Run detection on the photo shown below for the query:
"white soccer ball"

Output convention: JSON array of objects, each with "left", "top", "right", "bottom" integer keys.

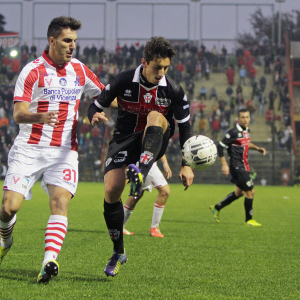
[{"left": 182, "top": 135, "right": 218, "bottom": 170}]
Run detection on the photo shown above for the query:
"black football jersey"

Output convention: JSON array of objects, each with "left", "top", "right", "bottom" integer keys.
[
  {"left": 219, "top": 123, "right": 251, "bottom": 171},
  {"left": 94, "top": 65, "right": 191, "bottom": 145}
]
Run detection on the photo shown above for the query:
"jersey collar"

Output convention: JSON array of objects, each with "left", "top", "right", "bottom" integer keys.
[
  {"left": 133, "top": 64, "right": 167, "bottom": 87},
  {"left": 236, "top": 123, "right": 248, "bottom": 131},
  {"left": 42, "top": 50, "right": 69, "bottom": 69}
]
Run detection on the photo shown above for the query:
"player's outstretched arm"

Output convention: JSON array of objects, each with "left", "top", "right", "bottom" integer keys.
[
  {"left": 249, "top": 143, "right": 266, "bottom": 155},
  {"left": 13, "top": 101, "right": 59, "bottom": 128},
  {"left": 160, "top": 154, "right": 172, "bottom": 179},
  {"left": 179, "top": 165, "right": 194, "bottom": 190}
]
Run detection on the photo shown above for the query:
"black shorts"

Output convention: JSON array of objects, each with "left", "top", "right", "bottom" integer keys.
[
  {"left": 104, "top": 126, "right": 170, "bottom": 174},
  {"left": 229, "top": 167, "right": 254, "bottom": 191}
]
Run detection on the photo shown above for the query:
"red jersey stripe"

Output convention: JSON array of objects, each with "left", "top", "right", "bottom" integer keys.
[
  {"left": 21, "top": 68, "right": 38, "bottom": 102},
  {"left": 50, "top": 102, "right": 69, "bottom": 147},
  {"left": 71, "top": 62, "right": 85, "bottom": 86},
  {"left": 83, "top": 64, "right": 104, "bottom": 88},
  {"left": 27, "top": 101, "right": 49, "bottom": 145},
  {"left": 37, "top": 64, "right": 47, "bottom": 87},
  {"left": 71, "top": 99, "right": 80, "bottom": 151}
]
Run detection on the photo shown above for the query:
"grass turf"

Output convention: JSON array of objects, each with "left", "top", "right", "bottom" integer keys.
[{"left": 0, "top": 182, "right": 299, "bottom": 300}]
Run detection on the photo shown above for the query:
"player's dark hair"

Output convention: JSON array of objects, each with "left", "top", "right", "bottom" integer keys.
[
  {"left": 143, "top": 36, "right": 176, "bottom": 63},
  {"left": 47, "top": 16, "right": 81, "bottom": 39},
  {"left": 238, "top": 108, "right": 249, "bottom": 116}
]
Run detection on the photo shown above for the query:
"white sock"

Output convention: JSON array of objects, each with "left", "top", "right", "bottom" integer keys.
[
  {"left": 151, "top": 202, "right": 165, "bottom": 228},
  {"left": 123, "top": 205, "right": 134, "bottom": 227},
  {"left": 43, "top": 215, "right": 68, "bottom": 265},
  {"left": 0, "top": 214, "right": 16, "bottom": 248}
]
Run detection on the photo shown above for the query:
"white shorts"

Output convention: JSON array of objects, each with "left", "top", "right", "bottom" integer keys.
[
  {"left": 143, "top": 162, "right": 168, "bottom": 193},
  {"left": 4, "top": 144, "right": 78, "bottom": 200}
]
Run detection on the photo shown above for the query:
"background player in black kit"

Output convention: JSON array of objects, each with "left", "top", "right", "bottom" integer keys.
[
  {"left": 88, "top": 37, "right": 194, "bottom": 276},
  {"left": 209, "top": 109, "right": 266, "bottom": 226}
]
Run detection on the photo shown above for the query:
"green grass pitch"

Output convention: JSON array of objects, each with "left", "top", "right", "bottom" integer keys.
[{"left": 0, "top": 181, "right": 299, "bottom": 300}]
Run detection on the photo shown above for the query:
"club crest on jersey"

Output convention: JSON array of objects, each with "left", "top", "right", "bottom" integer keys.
[
  {"left": 59, "top": 78, "right": 67, "bottom": 86},
  {"left": 140, "top": 151, "right": 153, "bottom": 165},
  {"left": 13, "top": 175, "right": 20, "bottom": 184},
  {"left": 244, "top": 132, "right": 250, "bottom": 139},
  {"left": 144, "top": 93, "right": 152, "bottom": 103}
]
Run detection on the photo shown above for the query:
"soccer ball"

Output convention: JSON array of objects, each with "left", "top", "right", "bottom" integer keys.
[{"left": 182, "top": 135, "right": 217, "bottom": 170}]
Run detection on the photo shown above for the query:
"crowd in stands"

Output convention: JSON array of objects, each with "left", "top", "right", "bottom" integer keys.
[{"left": 0, "top": 40, "right": 294, "bottom": 180}]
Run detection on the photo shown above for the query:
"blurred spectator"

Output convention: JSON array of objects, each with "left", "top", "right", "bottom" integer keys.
[
  {"left": 199, "top": 99, "right": 206, "bottom": 118},
  {"left": 259, "top": 75, "right": 267, "bottom": 93},
  {"left": 239, "top": 65, "right": 246, "bottom": 85},
  {"left": 199, "top": 115, "right": 208, "bottom": 135},
  {"left": 199, "top": 86, "right": 207, "bottom": 100},
  {"left": 226, "top": 66, "right": 235, "bottom": 85},
  {"left": 209, "top": 86, "right": 218, "bottom": 100},
  {"left": 225, "top": 86, "right": 233, "bottom": 102}
]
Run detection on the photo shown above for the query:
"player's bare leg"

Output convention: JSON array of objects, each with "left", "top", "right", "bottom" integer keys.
[
  {"left": 0, "top": 191, "right": 23, "bottom": 265},
  {"left": 37, "top": 185, "right": 71, "bottom": 283},
  {"left": 103, "top": 166, "right": 127, "bottom": 277},
  {"left": 150, "top": 184, "right": 170, "bottom": 238}
]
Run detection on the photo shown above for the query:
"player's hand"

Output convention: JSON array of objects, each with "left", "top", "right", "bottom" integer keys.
[
  {"left": 221, "top": 164, "right": 230, "bottom": 177},
  {"left": 258, "top": 147, "right": 266, "bottom": 155},
  {"left": 44, "top": 111, "right": 59, "bottom": 128},
  {"left": 91, "top": 111, "right": 108, "bottom": 126},
  {"left": 163, "top": 163, "right": 172, "bottom": 179},
  {"left": 179, "top": 166, "right": 194, "bottom": 190}
]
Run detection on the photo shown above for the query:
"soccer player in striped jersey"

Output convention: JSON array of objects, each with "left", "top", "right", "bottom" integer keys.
[
  {"left": 123, "top": 155, "right": 172, "bottom": 238},
  {"left": 0, "top": 16, "right": 104, "bottom": 283},
  {"left": 210, "top": 109, "right": 266, "bottom": 226}
]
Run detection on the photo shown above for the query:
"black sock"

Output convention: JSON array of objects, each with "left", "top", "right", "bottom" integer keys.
[
  {"left": 103, "top": 199, "right": 124, "bottom": 253},
  {"left": 215, "top": 192, "right": 240, "bottom": 211},
  {"left": 244, "top": 197, "right": 253, "bottom": 222},
  {"left": 139, "top": 126, "right": 163, "bottom": 178}
]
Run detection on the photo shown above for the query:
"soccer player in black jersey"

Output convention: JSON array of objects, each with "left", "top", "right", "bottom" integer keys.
[
  {"left": 209, "top": 109, "right": 266, "bottom": 226},
  {"left": 87, "top": 37, "right": 194, "bottom": 276}
]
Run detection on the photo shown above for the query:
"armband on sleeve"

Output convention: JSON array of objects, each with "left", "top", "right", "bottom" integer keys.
[{"left": 88, "top": 102, "right": 103, "bottom": 124}]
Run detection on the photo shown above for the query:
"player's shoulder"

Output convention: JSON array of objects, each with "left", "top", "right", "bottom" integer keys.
[
  {"left": 18, "top": 56, "right": 44, "bottom": 77},
  {"left": 165, "top": 74, "right": 182, "bottom": 94}
]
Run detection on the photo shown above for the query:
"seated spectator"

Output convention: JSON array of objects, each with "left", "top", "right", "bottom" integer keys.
[
  {"left": 209, "top": 86, "right": 218, "bottom": 100},
  {"left": 199, "top": 86, "right": 207, "bottom": 100}
]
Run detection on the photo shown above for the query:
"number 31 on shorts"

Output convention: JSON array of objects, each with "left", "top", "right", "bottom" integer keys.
[{"left": 63, "top": 169, "right": 77, "bottom": 183}]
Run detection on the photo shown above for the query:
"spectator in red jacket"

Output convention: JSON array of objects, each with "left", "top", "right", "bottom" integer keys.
[{"left": 226, "top": 66, "right": 235, "bottom": 85}]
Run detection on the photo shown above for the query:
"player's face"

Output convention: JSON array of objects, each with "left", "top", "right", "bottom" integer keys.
[
  {"left": 49, "top": 28, "right": 77, "bottom": 65},
  {"left": 142, "top": 57, "right": 170, "bottom": 85},
  {"left": 238, "top": 111, "right": 250, "bottom": 128}
]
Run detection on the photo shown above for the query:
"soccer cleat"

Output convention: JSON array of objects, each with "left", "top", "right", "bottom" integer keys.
[
  {"left": 0, "top": 243, "right": 12, "bottom": 265},
  {"left": 150, "top": 228, "right": 164, "bottom": 238},
  {"left": 123, "top": 228, "right": 134, "bottom": 235},
  {"left": 126, "top": 164, "right": 143, "bottom": 198},
  {"left": 104, "top": 250, "right": 127, "bottom": 277},
  {"left": 245, "top": 219, "right": 262, "bottom": 226},
  {"left": 37, "top": 260, "right": 59, "bottom": 284},
  {"left": 209, "top": 205, "right": 220, "bottom": 223}
]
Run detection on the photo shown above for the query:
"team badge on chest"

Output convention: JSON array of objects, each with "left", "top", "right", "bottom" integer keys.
[{"left": 144, "top": 93, "right": 152, "bottom": 103}]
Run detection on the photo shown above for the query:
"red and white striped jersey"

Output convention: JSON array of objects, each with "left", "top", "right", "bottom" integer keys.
[{"left": 13, "top": 50, "right": 104, "bottom": 151}]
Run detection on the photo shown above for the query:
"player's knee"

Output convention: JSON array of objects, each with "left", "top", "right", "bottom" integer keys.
[
  {"left": 246, "top": 189, "right": 255, "bottom": 198},
  {"left": 105, "top": 183, "right": 124, "bottom": 202},
  {"left": 158, "top": 185, "right": 170, "bottom": 200},
  {"left": 147, "top": 111, "right": 166, "bottom": 127}
]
